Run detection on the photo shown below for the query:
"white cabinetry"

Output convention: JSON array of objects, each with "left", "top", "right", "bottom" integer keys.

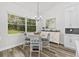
[
  {"left": 64, "top": 34, "right": 79, "bottom": 50},
  {"left": 64, "top": 3, "right": 79, "bottom": 50},
  {"left": 51, "top": 32, "right": 60, "bottom": 44},
  {"left": 65, "top": 4, "right": 79, "bottom": 28},
  {"left": 64, "top": 35, "right": 77, "bottom": 50}
]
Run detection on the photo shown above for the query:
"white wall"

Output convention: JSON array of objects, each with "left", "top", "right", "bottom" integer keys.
[
  {"left": 0, "top": 2, "right": 74, "bottom": 51},
  {"left": 0, "top": 3, "right": 65, "bottom": 51},
  {"left": 42, "top": 2, "right": 79, "bottom": 45},
  {"left": 42, "top": 3, "right": 65, "bottom": 44},
  {"left": 0, "top": 2, "right": 38, "bottom": 51}
]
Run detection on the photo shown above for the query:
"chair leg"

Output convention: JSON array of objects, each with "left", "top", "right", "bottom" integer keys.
[
  {"left": 38, "top": 51, "right": 40, "bottom": 57},
  {"left": 21, "top": 44, "right": 25, "bottom": 50},
  {"left": 76, "top": 50, "right": 79, "bottom": 57},
  {"left": 30, "top": 49, "right": 32, "bottom": 57}
]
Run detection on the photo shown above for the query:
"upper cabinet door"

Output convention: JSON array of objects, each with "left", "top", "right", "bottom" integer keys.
[
  {"left": 70, "top": 6, "right": 78, "bottom": 28},
  {"left": 65, "top": 4, "right": 79, "bottom": 28}
]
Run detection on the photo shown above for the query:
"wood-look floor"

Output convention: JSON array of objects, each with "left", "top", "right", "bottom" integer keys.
[{"left": 0, "top": 43, "right": 76, "bottom": 57}]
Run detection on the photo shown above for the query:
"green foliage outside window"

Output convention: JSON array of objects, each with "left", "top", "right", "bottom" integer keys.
[
  {"left": 27, "top": 18, "right": 36, "bottom": 32},
  {"left": 8, "top": 14, "right": 36, "bottom": 34},
  {"left": 8, "top": 14, "right": 25, "bottom": 34}
]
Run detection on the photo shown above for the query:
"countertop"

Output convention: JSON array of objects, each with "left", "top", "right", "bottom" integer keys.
[{"left": 41, "top": 30, "right": 60, "bottom": 32}]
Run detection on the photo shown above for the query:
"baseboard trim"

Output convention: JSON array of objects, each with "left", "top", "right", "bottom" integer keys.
[{"left": 50, "top": 42, "right": 64, "bottom": 46}]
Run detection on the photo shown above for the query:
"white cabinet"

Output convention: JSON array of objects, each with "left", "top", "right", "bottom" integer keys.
[
  {"left": 51, "top": 32, "right": 60, "bottom": 44},
  {"left": 64, "top": 36, "right": 71, "bottom": 49},
  {"left": 64, "top": 34, "right": 79, "bottom": 50},
  {"left": 65, "top": 4, "right": 79, "bottom": 28},
  {"left": 64, "top": 3, "right": 79, "bottom": 50}
]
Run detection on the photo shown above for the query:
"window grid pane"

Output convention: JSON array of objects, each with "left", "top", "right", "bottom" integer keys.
[
  {"left": 27, "top": 18, "right": 36, "bottom": 32},
  {"left": 8, "top": 14, "right": 25, "bottom": 34}
]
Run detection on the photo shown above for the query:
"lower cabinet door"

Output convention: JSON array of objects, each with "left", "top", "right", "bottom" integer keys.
[
  {"left": 64, "top": 35, "right": 76, "bottom": 50},
  {"left": 71, "top": 36, "right": 79, "bottom": 50},
  {"left": 64, "top": 36, "right": 71, "bottom": 49},
  {"left": 69, "top": 38, "right": 75, "bottom": 49}
]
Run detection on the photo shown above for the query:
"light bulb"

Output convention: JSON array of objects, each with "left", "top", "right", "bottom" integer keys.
[
  {"left": 35, "top": 16, "right": 37, "bottom": 18},
  {"left": 39, "top": 16, "right": 42, "bottom": 18}
]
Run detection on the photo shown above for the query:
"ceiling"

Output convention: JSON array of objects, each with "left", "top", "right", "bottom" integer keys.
[
  {"left": 39, "top": 2, "right": 59, "bottom": 15},
  {"left": 1, "top": 2, "right": 62, "bottom": 16},
  {"left": 14, "top": 2, "right": 61, "bottom": 15}
]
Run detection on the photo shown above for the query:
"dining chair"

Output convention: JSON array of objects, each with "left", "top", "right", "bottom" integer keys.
[
  {"left": 29, "top": 35, "right": 41, "bottom": 57},
  {"left": 41, "top": 32, "right": 50, "bottom": 49},
  {"left": 23, "top": 33, "right": 30, "bottom": 49}
]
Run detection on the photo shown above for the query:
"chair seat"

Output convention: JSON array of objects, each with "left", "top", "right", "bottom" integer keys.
[
  {"left": 41, "top": 38, "right": 48, "bottom": 41},
  {"left": 24, "top": 37, "right": 30, "bottom": 46},
  {"left": 25, "top": 37, "right": 30, "bottom": 41}
]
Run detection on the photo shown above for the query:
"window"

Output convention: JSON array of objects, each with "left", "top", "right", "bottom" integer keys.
[
  {"left": 27, "top": 18, "right": 36, "bottom": 32},
  {"left": 8, "top": 14, "right": 25, "bottom": 34}
]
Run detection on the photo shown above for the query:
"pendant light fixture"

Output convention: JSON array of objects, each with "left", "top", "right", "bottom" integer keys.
[
  {"left": 35, "top": 2, "right": 39, "bottom": 21},
  {"left": 37, "top": 2, "right": 39, "bottom": 18},
  {"left": 35, "top": 2, "right": 41, "bottom": 21}
]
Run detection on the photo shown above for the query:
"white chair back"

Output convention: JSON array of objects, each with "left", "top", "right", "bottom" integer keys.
[
  {"left": 47, "top": 33, "right": 50, "bottom": 41},
  {"left": 40, "top": 32, "right": 49, "bottom": 38},
  {"left": 41, "top": 32, "right": 50, "bottom": 48},
  {"left": 30, "top": 35, "right": 41, "bottom": 44}
]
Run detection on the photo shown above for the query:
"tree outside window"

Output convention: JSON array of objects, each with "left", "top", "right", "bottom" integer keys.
[{"left": 8, "top": 14, "right": 25, "bottom": 34}]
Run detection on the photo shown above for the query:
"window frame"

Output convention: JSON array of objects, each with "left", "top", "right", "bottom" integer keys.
[
  {"left": 26, "top": 18, "right": 36, "bottom": 32},
  {"left": 8, "top": 14, "right": 25, "bottom": 35}
]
